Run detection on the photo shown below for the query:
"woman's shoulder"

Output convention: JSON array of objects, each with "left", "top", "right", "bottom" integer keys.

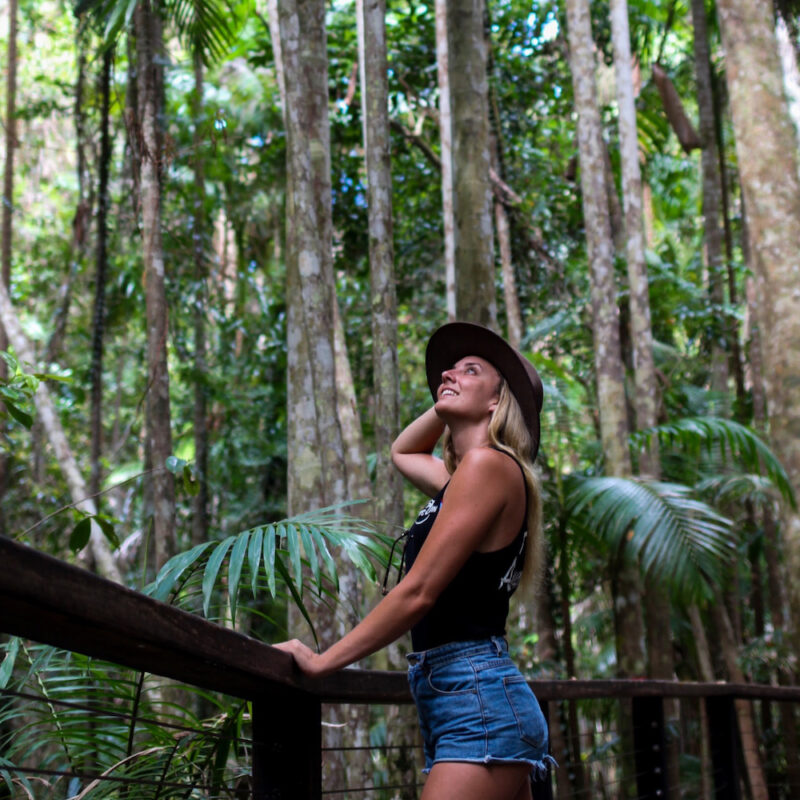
[{"left": 454, "top": 446, "right": 521, "bottom": 479}]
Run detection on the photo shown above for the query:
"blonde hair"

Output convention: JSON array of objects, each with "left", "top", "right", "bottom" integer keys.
[{"left": 442, "top": 378, "right": 544, "bottom": 596}]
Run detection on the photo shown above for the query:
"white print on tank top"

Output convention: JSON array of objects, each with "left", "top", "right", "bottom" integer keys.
[
  {"left": 414, "top": 497, "right": 440, "bottom": 525},
  {"left": 498, "top": 530, "right": 527, "bottom": 593}
]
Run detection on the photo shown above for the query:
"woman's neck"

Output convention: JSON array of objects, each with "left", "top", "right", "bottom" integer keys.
[{"left": 449, "top": 425, "right": 492, "bottom": 465}]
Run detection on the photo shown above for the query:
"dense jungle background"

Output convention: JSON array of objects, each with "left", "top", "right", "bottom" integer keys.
[{"left": 2, "top": 0, "right": 800, "bottom": 796}]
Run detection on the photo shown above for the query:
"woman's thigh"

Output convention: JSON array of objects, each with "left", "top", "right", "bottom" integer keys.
[{"left": 420, "top": 761, "right": 531, "bottom": 800}]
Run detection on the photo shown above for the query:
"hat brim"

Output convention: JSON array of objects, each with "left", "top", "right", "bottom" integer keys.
[{"left": 425, "top": 322, "right": 543, "bottom": 459}]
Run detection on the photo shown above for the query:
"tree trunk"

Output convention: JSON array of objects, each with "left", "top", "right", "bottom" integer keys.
[
  {"left": 435, "top": 0, "right": 456, "bottom": 321},
  {"left": 190, "top": 52, "right": 210, "bottom": 548},
  {"left": 135, "top": 0, "right": 175, "bottom": 571},
  {"left": 277, "top": 0, "right": 372, "bottom": 790},
  {"left": 0, "top": 0, "right": 18, "bottom": 527},
  {"left": 356, "top": 0, "right": 403, "bottom": 531},
  {"left": 0, "top": 284, "right": 122, "bottom": 583},
  {"left": 690, "top": 0, "right": 730, "bottom": 399},
  {"left": 747, "top": 278, "right": 800, "bottom": 790},
  {"left": 716, "top": 0, "right": 800, "bottom": 656},
  {"left": 89, "top": 46, "right": 113, "bottom": 505},
  {"left": 565, "top": 2, "right": 644, "bottom": 794},
  {"left": 710, "top": 598, "right": 769, "bottom": 800},
  {"left": 447, "top": 0, "right": 496, "bottom": 326}
]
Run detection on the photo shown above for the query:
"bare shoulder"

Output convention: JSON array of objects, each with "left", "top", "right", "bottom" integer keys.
[{"left": 451, "top": 447, "right": 520, "bottom": 487}]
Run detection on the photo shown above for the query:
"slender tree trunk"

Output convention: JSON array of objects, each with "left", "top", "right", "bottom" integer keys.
[
  {"left": 610, "top": 4, "right": 680, "bottom": 794},
  {"left": 688, "top": 605, "right": 714, "bottom": 800},
  {"left": 0, "top": 0, "right": 19, "bottom": 527},
  {"left": 89, "top": 46, "right": 113, "bottom": 505},
  {"left": 710, "top": 598, "right": 769, "bottom": 800},
  {"left": 564, "top": 3, "right": 644, "bottom": 795},
  {"left": 716, "top": 0, "right": 800, "bottom": 657},
  {"left": 135, "top": 0, "right": 175, "bottom": 571},
  {"left": 356, "top": 0, "right": 403, "bottom": 531},
  {"left": 277, "top": 0, "right": 371, "bottom": 790},
  {"left": 0, "top": 284, "right": 122, "bottom": 582},
  {"left": 690, "top": 0, "right": 730, "bottom": 399},
  {"left": 447, "top": 0, "right": 496, "bottom": 326},
  {"left": 191, "top": 52, "right": 210, "bottom": 548},
  {"left": 435, "top": 0, "right": 456, "bottom": 320}
]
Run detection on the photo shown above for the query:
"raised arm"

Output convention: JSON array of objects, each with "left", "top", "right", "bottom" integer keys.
[
  {"left": 390, "top": 406, "right": 451, "bottom": 496},
  {"left": 274, "top": 448, "right": 513, "bottom": 676}
]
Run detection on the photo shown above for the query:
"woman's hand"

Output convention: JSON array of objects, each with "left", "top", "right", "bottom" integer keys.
[{"left": 272, "top": 639, "right": 334, "bottom": 678}]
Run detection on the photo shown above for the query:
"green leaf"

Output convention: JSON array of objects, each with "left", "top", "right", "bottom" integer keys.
[
  {"left": 300, "top": 525, "right": 320, "bottom": 589},
  {"left": 165, "top": 455, "right": 187, "bottom": 475},
  {"left": 183, "top": 464, "right": 199, "bottom": 496},
  {"left": 150, "top": 542, "right": 212, "bottom": 602},
  {"left": 0, "top": 638, "right": 20, "bottom": 689},
  {"left": 227, "top": 533, "right": 250, "bottom": 622},
  {"left": 285, "top": 523, "right": 303, "bottom": 593},
  {"left": 248, "top": 527, "right": 264, "bottom": 598},
  {"left": 273, "top": 554, "right": 318, "bottom": 649},
  {"left": 69, "top": 518, "right": 92, "bottom": 553},
  {"left": 202, "top": 538, "right": 235, "bottom": 617},
  {"left": 94, "top": 516, "right": 120, "bottom": 549},
  {"left": 309, "top": 526, "right": 338, "bottom": 591},
  {"left": 262, "top": 525, "right": 277, "bottom": 597},
  {"left": 4, "top": 401, "right": 33, "bottom": 429}
]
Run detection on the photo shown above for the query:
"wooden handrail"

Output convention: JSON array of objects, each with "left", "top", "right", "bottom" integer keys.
[{"left": 2, "top": 535, "right": 799, "bottom": 705}]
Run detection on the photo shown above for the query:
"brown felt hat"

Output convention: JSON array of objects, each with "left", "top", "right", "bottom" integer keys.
[{"left": 426, "top": 322, "right": 544, "bottom": 459}]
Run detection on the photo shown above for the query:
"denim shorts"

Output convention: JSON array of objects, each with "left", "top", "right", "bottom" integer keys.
[{"left": 407, "top": 637, "right": 554, "bottom": 776}]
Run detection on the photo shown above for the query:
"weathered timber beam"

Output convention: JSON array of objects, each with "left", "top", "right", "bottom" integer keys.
[{"left": 3, "top": 537, "right": 800, "bottom": 705}]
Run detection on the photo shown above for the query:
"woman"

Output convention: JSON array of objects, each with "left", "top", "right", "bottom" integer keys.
[{"left": 275, "top": 322, "right": 553, "bottom": 800}]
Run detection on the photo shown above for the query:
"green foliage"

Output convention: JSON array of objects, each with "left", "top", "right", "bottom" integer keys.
[
  {"left": 566, "top": 475, "right": 734, "bottom": 601},
  {"left": 150, "top": 503, "right": 394, "bottom": 645},
  {"left": 0, "top": 352, "right": 38, "bottom": 434}
]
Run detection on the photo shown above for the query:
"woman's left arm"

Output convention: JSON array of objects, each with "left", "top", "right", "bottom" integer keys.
[{"left": 273, "top": 448, "right": 511, "bottom": 677}]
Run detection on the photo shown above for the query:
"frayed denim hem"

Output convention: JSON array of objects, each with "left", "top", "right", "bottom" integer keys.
[{"left": 422, "top": 753, "right": 558, "bottom": 777}]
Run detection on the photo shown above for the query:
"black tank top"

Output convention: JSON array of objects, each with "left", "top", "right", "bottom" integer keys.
[{"left": 403, "top": 451, "right": 528, "bottom": 652}]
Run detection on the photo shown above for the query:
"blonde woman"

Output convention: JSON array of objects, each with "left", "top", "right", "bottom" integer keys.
[{"left": 276, "top": 322, "right": 553, "bottom": 800}]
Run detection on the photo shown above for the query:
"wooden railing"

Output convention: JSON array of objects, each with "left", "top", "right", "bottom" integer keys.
[{"left": 2, "top": 534, "right": 799, "bottom": 799}]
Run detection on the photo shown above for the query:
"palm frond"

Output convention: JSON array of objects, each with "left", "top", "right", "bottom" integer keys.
[
  {"left": 149, "top": 503, "right": 394, "bottom": 642},
  {"left": 632, "top": 416, "right": 796, "bottom": 508},
  {"left": 566, "top": 476, "right": 735, "bottom": 601}
]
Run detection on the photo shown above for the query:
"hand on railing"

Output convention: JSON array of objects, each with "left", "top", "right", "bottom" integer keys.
[{"left": 273, "top": 638, "right": 336, "bottom": 678}]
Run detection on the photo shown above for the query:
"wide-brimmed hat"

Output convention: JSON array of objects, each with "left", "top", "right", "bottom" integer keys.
[{"left": 426, "top": 322, "right": 543, "bottom": 459}]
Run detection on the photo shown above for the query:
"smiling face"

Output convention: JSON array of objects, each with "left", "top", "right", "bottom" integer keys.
[{"left": 434, "top": 355, "right": 502, "bottom": 427}]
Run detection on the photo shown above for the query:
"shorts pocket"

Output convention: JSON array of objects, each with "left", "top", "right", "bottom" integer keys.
[
  {"left": 503, "top": 676, "right": 547, "bottom": 749},
  {"left": 426, "top": 660, "right": 477, "bottom": 695}
]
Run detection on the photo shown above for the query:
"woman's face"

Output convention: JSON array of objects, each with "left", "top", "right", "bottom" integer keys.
[{"left": 435, "top": 355, "right": 501, "bottom": 424}]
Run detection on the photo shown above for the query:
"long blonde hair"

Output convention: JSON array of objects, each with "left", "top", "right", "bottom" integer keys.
[{"left": 442, "top": 378, "right": 544, "bottom": 596}]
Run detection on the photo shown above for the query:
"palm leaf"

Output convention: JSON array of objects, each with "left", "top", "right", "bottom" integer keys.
[
  {"left": 632, "top": 417, "right": 796, "bottom": 508},
  {"left": 566, "top": 476, "right": 735, "bottom": 601}
]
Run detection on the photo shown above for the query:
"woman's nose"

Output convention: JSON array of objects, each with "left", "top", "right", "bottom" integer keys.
[{"left": 441, "top": 368, "right": 455, "bottom": 383}]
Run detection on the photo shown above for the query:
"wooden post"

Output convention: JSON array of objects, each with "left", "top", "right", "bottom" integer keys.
[
  {"left": 632, "top": 695, "right": 668, "bottom": 799},
  {"left": 252, "top": 688, "right": 322, "bottom": 799},
  {"left": 705, "top": 695, "right": 742, "bottom": 800}
]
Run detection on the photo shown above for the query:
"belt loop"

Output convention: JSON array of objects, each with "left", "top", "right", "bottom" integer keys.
[{"left": 492, "top": 636, "right": 503, "bottom": 656}]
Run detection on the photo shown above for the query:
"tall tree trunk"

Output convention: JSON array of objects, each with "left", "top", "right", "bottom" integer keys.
[
  {"left": 135, "top": 0, "right": 175, "bottom": 571},
  {"left": 447, "top": 0, "right": 496, "bottom": 326},
  {"left": 715, "top": 0, "right": 800, "bottom": 657},
  {"left": 564, "top": 2, "right": 645, "bottom": 795},
  {"left": 191, "top": 52, "right": 210, "bottom": 548},
  {"left": 610, "top": 3, "right": 680, "bottom": 795},
  {"left": 747, "top": 278, "right": 800, "bottom": 790},
  {"left": 0, "top": 0, "right": 18, "bottom": 528},
  {"left": 710, "top": 598, "right": 769, "bottom": 800},
  {"left": 277, "top": 0, "right": 371, "bottom": 790},
  {"left": 356, "top": 0, "right": 403, "bottom": 531},
  {"left": 435, "top": 0, "right": 456, "bottom": 320},
  {"left": 690, "top": 0, "right": 730, "bottom": 399},
  {"left": 0, "top": 284, "right": 122, "bottom": 582},
  {"left": 89, "top": 46, "right": 113, "bottom": 505}
]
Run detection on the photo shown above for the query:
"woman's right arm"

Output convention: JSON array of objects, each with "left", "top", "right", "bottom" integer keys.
[{"left": 390, "top": 406, "right": 450, "bottom": 496}]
